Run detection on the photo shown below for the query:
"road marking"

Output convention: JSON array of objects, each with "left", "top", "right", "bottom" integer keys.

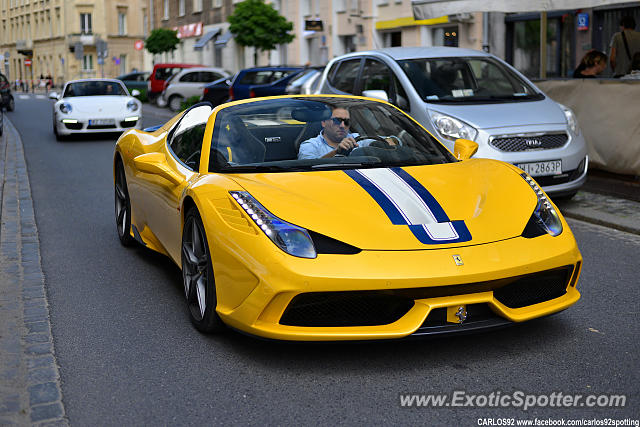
[
  {"left": 18, "top": 94, "right": 30, "bottom": 99},
  {"left": 35, "top": 95, "right": 46, "bottom": 99}
]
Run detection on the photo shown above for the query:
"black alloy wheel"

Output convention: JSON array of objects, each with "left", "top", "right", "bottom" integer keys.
[
  {"left": 181, "top": 207, "right": 224, "bottom": 333},
  {"left": 114, "top": 161, "right": 135, "bottom": 246}
]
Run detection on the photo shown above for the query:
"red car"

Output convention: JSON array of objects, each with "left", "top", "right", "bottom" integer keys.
[{"left": 147, "top": 63, "right": 203, "bottom": 103}]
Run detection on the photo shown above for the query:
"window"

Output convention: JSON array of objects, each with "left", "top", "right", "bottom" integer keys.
[
  {"left": 119, "top": 54, "right": 127, "bottom": 75},
  {"left": 118, "top": 12, "right": 126, "bottom": 35},
  {"left": 169, "top": 104, "right": 213, "bottom": 170},
  {"left": 212, "top": 0, "right": 222, "bottom": 7},
  {"left": 328, "top": 59, "right": 361, "bottom": 93},
  {"left": 179, "top": 0, "right": 185, "bottom": 16},
  {"left": 163, "top": 0, "right": 169, "bottom": 20},
  {"left": 193, "top": 0, "right": 202, "bottom": 12},
  {"left": 80, "top": 13, "right": 92, "bottom": 34},
  {"left": 180, "top": 71, "right": 197, "bottom": 82},
  {"left": 82, "top": 54, "right": 93, "bottom": 71},
  {"left": 199, "top": 71, "right": 222, "bottom": 82}
]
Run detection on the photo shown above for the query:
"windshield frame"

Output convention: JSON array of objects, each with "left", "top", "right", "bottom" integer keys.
[
  {"left": 206, "top": 96, "right": 457, "bottom": 174},
  {"left": 63, "top": 80, "right": 128, "bottom": 97},
  {"left": 398, "top": 56, "right": 545, "bottom": 105}
]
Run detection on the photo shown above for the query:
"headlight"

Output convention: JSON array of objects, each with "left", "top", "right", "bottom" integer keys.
[
  {"left": 559, "top": 103, "right": 579, "bottom": 135},
  {"left": 230, "top": 191, "right": 317, "bottom": 258},
  {"left": 59, "top": 102, "right": 72, "bottom": 113},
  {"left": 429, "top": 111, "right": 478, "bottom": 141},
  {"left": 127, "top": 100, "right": 139, "bottom": 112},
  {"left": 520, "top": 173, "right": 563, "bottom": 237}
]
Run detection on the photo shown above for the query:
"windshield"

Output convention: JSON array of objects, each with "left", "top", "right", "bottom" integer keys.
[
  {"left": 398, "top": 57, "right": 544, "bottom": 104},
  {"left": 209, "top": 97, "right": 455, "bottom": 173},
  {"left": 64, "top": 81, "right": 126, "bottom": 97}
]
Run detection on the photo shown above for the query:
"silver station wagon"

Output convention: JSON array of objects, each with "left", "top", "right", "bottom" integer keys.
[{"left": 316, "top": 47, "right": 588, "bottom": 198}]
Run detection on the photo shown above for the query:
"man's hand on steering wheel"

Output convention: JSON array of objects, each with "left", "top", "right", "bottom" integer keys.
[{"left": 335, "top": 136, "right": 358, "bottom": 156}]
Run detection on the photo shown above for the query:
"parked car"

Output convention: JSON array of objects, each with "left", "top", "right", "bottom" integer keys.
[
  {"left": 285, "top": 66, "right": 324, "bottom": 95},
  {"left": 49, "top": 78, "right": 142, "bottom": 140},
  {"left": 0, "top": 72, "right": 15, "bottom": 111},
  {"left": 116, "top": 71, "right": 150, "bottom": 94},
  {"left": 228, "top": 66, "right": 304, "bottom": 100},
  {"left": 113, "top": 95, "right": 582, "bottom": 339},
  {"left": 159, "top": 67, "right": 231, "bottom": 111},
  {"left": 200, "top": 75, "right": 234, "bottom": 107},
  {"left": 148, "top": 63, "right": 203, "bottom": 104},
  {"left": 316, "top": 47, "right": 588, "bottom": 198}
]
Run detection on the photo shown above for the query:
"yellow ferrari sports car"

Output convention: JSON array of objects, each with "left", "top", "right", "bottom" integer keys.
[{"left": 113, "top": 95, "right": 581, "bottom": 341}]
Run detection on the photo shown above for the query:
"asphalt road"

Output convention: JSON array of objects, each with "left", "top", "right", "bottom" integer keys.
[{"left": 6, "top": 95, "right": 640, "bottom": 425}]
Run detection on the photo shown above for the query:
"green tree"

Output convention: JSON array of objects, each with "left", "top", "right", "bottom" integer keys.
[
  {"left": 228, "top": 0, "right": 295, "bottom": 65},
  {"left": 145, "top": 28, "right": 180, "bottom": 61}
]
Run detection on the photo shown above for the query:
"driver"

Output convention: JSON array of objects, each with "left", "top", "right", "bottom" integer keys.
[{"left": 298, "top": 106, "right": 366, "bottom": 159}]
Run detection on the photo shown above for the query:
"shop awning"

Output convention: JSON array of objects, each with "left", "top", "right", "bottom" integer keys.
[
  {"left": 194, "top": 28, "right": 221, "bottom": 50},
  {"left": 194, "top": 28, "right": 221, "bottom": 49},
  {"left": 214, "top": 30, "right": 233, "bottom": 47},
  {"left": 412, "top": 0, "right": 634, "bottom": 19}
]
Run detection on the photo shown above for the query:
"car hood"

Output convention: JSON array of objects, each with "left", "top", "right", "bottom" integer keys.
[
  {"left": 225, "top": 159, "right": 538, "bottom": 250},
  {"left": 428, "top": 97, "right": 566, "bottom": 130},
  {"left": 62, "top": 96, "right": 136, "bottom": 114}
]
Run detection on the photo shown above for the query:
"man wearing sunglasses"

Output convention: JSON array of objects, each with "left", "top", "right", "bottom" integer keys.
[{"left": 298, "top": 107, "right": 366, "bottom": 159}]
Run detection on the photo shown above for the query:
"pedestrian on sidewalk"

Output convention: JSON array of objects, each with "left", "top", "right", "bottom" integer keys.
[
  {"left": 573, "top": 50, "right": 607, "bottom": 78},
  {"left": 609, "top": 16, "right": 640, "bottom": 77}
]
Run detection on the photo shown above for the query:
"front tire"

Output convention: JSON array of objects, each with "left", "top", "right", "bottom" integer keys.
[
  {"left": 182, "top": 207, "right": 224, "bottom": 333},
  {"left": 115, "top": 161, "right": 135, "bottom": 246},
  {"left": 7, "top": 97, "right": 15, "bottom": 112}
]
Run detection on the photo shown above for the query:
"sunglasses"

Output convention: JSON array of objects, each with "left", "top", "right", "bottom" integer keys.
[{"left": 330, "top": 117, "right": 350, "bottom": 127}]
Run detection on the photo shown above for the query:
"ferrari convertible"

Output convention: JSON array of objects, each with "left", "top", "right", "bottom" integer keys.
[{"left": 113, "top": 95, "right": 582, "bottom": 341}]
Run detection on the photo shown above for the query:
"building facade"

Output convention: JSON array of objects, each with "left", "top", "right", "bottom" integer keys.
[{"left": 1, "top": 0, "right": 148, "bottom": 88}]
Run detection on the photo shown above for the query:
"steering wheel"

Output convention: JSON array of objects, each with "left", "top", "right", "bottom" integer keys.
[{"left": 354, "top": 134, "right": 397, "bottom": 151}]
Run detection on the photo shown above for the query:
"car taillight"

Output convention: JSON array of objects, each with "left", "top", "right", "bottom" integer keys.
[
  {"left": 203, "top": 88, "right": 209, "bottom": 95},
  {"left": 229, "top": 87, "right": 234, "bottom": 100},
  {"left": 249, "top": 89, "right": 256, "bottom": 98}
]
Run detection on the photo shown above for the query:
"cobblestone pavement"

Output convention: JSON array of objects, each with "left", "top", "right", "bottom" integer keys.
[{"left": 0, "top": 118, "right": 68, "bottom": 426}]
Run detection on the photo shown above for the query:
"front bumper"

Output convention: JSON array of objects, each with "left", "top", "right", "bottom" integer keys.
[
  {"left": 212, "top": 225, "right": 582, "bottom": 341},
  {"left": 54, "top": 115, "right": 142, "bottom": 135}
]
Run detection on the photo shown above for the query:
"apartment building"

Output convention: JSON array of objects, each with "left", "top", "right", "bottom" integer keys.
[
  {"left": 151, "top": 0, "right": 485, "bottom": 72},
  {"left": 0, "top": 0, "right": 148, "bottom": 87}
]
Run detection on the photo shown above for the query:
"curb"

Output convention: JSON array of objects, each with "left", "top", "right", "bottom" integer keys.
[{"left": 0, "top": 117, "right": 69, "bottom": 426}]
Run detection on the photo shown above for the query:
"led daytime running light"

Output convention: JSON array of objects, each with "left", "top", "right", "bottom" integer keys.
[
  {"left": 230, "top": 191, "right": 316, "bottom": 258},
  {"left": 520, "top": 173, "right": 562, "bottom": 236}
]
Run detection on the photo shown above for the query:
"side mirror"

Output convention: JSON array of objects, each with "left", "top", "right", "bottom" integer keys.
[
  {"left": 131, "top": 89, "right": 141, "bottom": 97},
  {"left": 362, "top": 89, "right": 389, "bottom": 102},
  {"left": 453, "top": 138, "right": 479, "bottom": 160},
  {"left": 48, "top": 92, "right": 59, "bottom": 100},
  {"left": 133, "top": 153, "right": 183, "bottom": 185}
]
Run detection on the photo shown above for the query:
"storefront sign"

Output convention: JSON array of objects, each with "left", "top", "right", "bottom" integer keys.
[
  {"left": 305, "top": 20, "right": 323, "bottom": 32},
  {"left": 174, "top": 22, "right": 203, "bottom": 39},
  {"left": 577, "top": 13, "right": 589, "bottom": 31}
]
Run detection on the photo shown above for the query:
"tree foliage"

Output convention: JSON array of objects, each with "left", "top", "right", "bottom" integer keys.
[
  {"left": 145, "top": 28, "right": 180, "bottom": 55},
  {"left": 228, "top": 0, "right": 295, "bottom": 53}
]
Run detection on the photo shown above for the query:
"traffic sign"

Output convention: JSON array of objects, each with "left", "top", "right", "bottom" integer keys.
[
  {"left": 134, "top": 40, "right": 144, "bottom": 51},
  {"left": 24, "top": 58, "right": 32, "bottom": 66}
]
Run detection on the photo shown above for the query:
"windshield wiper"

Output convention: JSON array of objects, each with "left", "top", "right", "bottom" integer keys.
[
  {"left": 311, "top": 160, "right": 382, "bottom": 169},
  {"left": 221, "top": 165, "right": 298, "bottom": 173}
]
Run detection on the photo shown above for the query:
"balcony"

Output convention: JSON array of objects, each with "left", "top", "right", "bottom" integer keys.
[
  {"left": 16, "top": 39, "right": 33, "bottom": 56},
  {"left": 67, "top": 33, "right": 96, "bottom": 47}
]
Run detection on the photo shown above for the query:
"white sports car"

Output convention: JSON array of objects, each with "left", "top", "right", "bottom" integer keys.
[{"left": 49, "top": 78, "right": 142, "bottom": 140}]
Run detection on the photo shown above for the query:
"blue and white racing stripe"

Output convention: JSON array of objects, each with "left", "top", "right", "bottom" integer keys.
[{"left": 344, "top": 167, "right": 471, "bottom": 244}]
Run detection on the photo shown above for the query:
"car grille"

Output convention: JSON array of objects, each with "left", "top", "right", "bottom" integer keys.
[
  {"left": 490, "top": 134, "right": 568, "bottom": 152},
  {"left": 493, "top": 267, "right": 572, "bottom": 308},
  {"left": 279, "top": 267, "right": 574, "bottom": 327},
  {"left": 120, "top": 120, "right": 137, "bottom": 128},
  {"left": 279, "top": 292, "right": 414, "bottom": 327},
  {"left": 87, "top": 123, "right": 117, "bottom": 130}
]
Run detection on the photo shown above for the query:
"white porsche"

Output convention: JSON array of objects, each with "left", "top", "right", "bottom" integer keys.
[{"left": 49, "top": 78, "right": 142, "bottom": 140}]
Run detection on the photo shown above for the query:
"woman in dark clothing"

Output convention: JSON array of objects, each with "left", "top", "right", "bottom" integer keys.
[{"left": 573, "top": 50, "right": 607, "bottom": 78}]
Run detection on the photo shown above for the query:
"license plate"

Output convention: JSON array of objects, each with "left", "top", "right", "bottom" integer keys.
[
  {"left": 515, "top": 160, "right": 562, "bottom": 176},
  {"left": 89, "top": 119, "right": 115, "bottom": 125}
]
